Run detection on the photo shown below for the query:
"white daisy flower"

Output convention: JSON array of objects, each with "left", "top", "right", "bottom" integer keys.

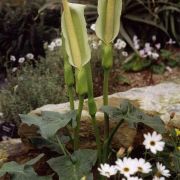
[
  {"left": 122, "top": 176, "right": 143, "bottom": 180},
  {"left": 90, "top": 23, "right": 96, "bottom": 31},
  {"left": 98, "top": 163, "right": 117, "bottom": 178},
  {"left": 156, "top": 162, "right": 170, "bottom": 178},
  {"left": 153, "top": 176, "right": 165, "bottom": 180},
  {"left": 116, "top": 157, "right": 137, "bottom": 177},
  {"left": 143, "top": 131, "right": 165, "bottom": 154},
  {"left": 26, "top": 53, "right": 34, "bottom": 59},
  {"left": 10, "top": 55, "right": 16, "bottom": 62},
  {"left": 18, "top": 57, "right": 25, "bottom": 64},
  {"left": 134, "top": 158, "right": 152, "bottom": 174}
]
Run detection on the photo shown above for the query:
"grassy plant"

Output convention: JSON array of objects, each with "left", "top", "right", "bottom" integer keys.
[{"left": 0, "top": 50, "right": 67, "bottom": 125}]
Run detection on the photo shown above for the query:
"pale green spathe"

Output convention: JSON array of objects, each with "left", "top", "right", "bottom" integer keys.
[
  {"left": 95, "top": 0, "right": 122, "bottom": 44},
  {"left": 61, "top": 3, "right": 91, "bottom": 69}
]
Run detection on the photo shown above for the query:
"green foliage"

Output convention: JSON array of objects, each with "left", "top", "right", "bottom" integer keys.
[
  {"left": 121, "top": 0, "right": 180, "bottom": 49},
  {"left": 122, "top": 54, "right": 151, "bottom": 72},
  {"left": 101, "top": 100, "right": 165, "bottom": 134},
  {"left": 20, "top": 110, "right": 76, "bottom": 139},
  {"left": 0, "top": 154, "right": 52, "bottom": 180},
  {"left": 48, "top": 149, "right": 97, "bottom": 180},
  {"left": 0, "top": 0, "right": 60, "bottom": 70},
  {"left": 122, "top": 49, "right": 180, "bottom": 73},
  {"left": 0, "top": 52, "right": 67, "bottom": 125}
]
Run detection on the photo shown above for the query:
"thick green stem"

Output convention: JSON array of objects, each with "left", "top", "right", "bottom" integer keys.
[
  {"left": 91, "top": 115, "right": 102, "bottom": 162},
  {"left": 68, "top": 86, "right": 74, "bottom": 110},
  {"left": 103, "top": 69, "right": 110, "bottom": 139},
  {"left": 74, "top": 95, "right": 84, "bottom": 150},
  {"left": 102, "top": 43, "right": 113, "bottom": 162},
  {"left": 85, "top": 62, "right": 102, "bottom": 162}
]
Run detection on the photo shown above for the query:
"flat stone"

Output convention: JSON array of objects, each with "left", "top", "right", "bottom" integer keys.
[{"left": 28, "top": 82, "right": 180, "bottom": 148}]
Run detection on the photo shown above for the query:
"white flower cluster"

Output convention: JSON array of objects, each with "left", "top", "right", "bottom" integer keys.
[
  {"left": 10, "top": 53, "right": 34, "bottom": 72},
  {"left": 133, "top": 35, "right": 176, "bottom": 60},
  {"left": 48, "top": 38, "right": 62, "bottom": 51},
  {"left": 98, "top": 131, "right": 170, "bottom": 179},
  {"left": 114, "top": 38, "right": 128, "bottom": 57}
]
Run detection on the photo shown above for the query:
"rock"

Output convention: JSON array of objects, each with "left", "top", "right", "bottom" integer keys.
[{"left": 26, "top": 82, "right": 180, "bottom": 149}]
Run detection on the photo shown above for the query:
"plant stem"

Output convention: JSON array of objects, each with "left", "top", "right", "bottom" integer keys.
[
  {"left": 74, "top": 95, "right": 84, "bottom": 150},
  {"left": 56, "top": 135, "right": 67, "bottom": 156},
  {"left": 103, "top": 69, "right": 110, "bottom": 139},
  {"left": 68, "top": 86, "right": 74, "bottom": 110},
  {"left": 91, "top": 115, "right": 102, "bottom": 162},
  {"left": 85, "top": 62, "right": 102, "bottom": 162},
  {"left": 102, "top": 43, "right": 113, "bottom": 162}
]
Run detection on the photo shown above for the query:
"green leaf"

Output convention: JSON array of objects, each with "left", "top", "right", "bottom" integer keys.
[
  {"left": 19, "top": 111, "right": 76, "bottom": 139},
  {"left": 30, "top": 137, "right": 62, "bottom": 154},
  {"left": 151, "top": 63, "right": 165, "bottom": 74},
  {"left": 48, "top": 149, "right": 97, "bottom": 180},
  {"left": 124, "top": 14, "right": 169, "bottom": 35},
  {"left": 123, "top": 54, "right": 151, "bottom": 72},
  {"left": 172, "top": 151, "right": 180, "bottom": 173},
  {"left": 101, "top": 100, "right": 165, "bottom": 134},
  {"left": 62, "top": 2, "right": 91, "bottom": 69},
  {"left": 118, "top": 75, "right": 131, "bottom": 85},
  {"left": 0, "top": 155, "right": 52, "bottom": 180},
  {"left": 95, "top": 0, "right": 122, "bottom": 43}
]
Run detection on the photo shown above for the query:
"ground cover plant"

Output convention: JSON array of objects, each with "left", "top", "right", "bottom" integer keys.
[{"left": 0, "top": 0, "right": 180, "bottom": 180}]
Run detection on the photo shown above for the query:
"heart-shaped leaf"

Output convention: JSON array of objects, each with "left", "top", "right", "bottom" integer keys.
[
  {"left": 101, "top": 100, "right": 165, "bottom": 133},
  {"left": 0, "top": 154, "right": 52, "bottom": 180},
  {"left": 19, "top": 110, "right": 76, "bottom": 139},
  {"left": 48, "top": 149, "right": 97, "bottom": 180}
]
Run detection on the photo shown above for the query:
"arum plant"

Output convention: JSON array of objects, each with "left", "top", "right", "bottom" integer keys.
[
  {"left": 62, "top": 37, "right": 75, "bottom": 110},
  {"left": 61, "top": 0, "right": 101, "bottom": 158},
  {"left": 95, "top": 0, "right": 122, "bottom": 161}
]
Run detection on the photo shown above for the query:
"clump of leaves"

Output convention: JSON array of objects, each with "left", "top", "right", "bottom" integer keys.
[
  {"left": 0, "top": 52, "right": 67, "bottom": 125},
  {"left": 0, "top": 154, "right": 52, "bottom": 180}
]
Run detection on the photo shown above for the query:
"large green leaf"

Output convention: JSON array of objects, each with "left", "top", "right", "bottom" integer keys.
[
  {"left": 48, "top": 149, "right": 97, "bottom": 180},
  {"left": 95, "top": 0, "right": 122, "bottom": 43},
  {"left": 30, "top": 137, "right": 62, "bottom": 154},
  {"left": 124, "top": 14, "right": 169, "bottom": 35},
  {"left": 0, "top": 154, "right": 52, "bottom": 180},
  {"left": 61, "top": 2, "right": 91, "bottom": 69},
  {"left": 101, "top": 100, "right": 165, "bottom": 134},
  {"left": 19, "top": 111, "right": 76, "bottom": 139}
]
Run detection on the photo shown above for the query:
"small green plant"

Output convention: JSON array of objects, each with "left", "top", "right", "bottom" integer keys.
[{"left": 0, "top": 51, "right": 67, "bottom": 125}]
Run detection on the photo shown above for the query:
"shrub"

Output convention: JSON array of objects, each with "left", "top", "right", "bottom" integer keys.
[{"left": 0, "top": 50, "right": 67, "bottom": 125}]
